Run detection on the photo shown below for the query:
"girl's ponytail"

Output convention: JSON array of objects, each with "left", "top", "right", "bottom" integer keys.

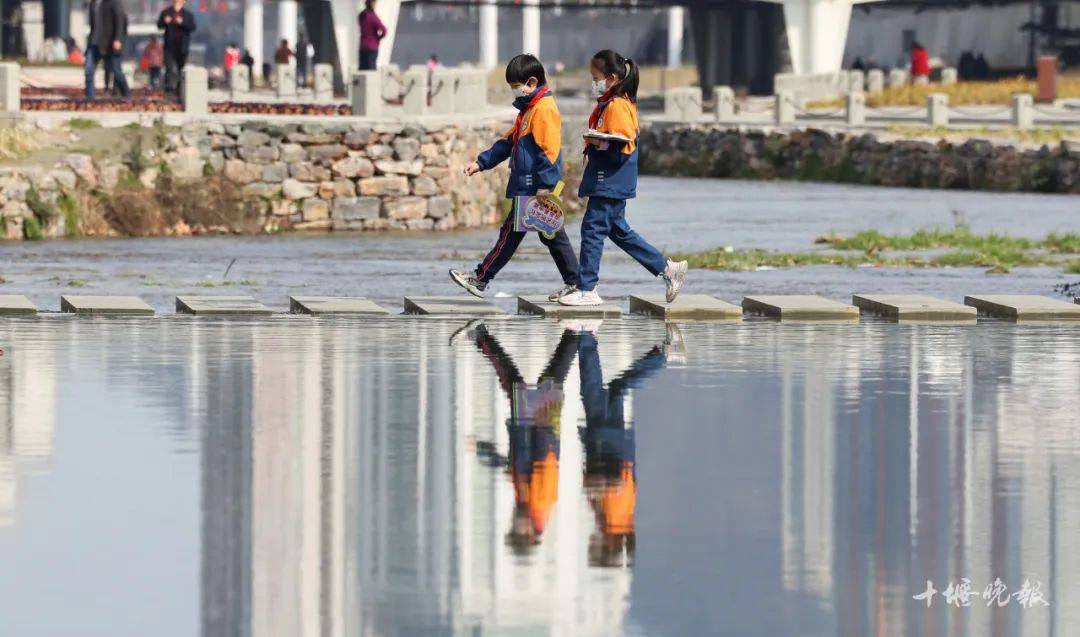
[{"left": 591, "top": 49, "right": 639, "bottom": 102}]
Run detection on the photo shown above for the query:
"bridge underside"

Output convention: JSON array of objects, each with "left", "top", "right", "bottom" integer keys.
[{"left": 690, "top": 1, "right": 790, "bottom": 95}]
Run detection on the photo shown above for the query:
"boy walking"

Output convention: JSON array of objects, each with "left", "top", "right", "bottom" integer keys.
[{"left": 450, "top": 54, "right": 579, "bottom": 301}]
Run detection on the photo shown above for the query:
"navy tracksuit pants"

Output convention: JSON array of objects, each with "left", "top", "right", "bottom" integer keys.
[
  {"left": 578, "top": 197, "right": 666, "bottom": 292},
  {"left": 475, "top": 213, "right": 578, "bottom": 286}
]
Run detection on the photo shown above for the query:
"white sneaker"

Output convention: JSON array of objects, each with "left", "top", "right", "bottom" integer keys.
[
  {"left": 548, "top": 283, "right": 577, "bottom": 302},
  {"left": 663, "top": 260, "right": 688, "bottom": 303},
  {"left": 558, "top": 289, "right": 604, "bottom": 306},
  {"left": 559, "top": 319, "right": 603, "bottom": 334}
]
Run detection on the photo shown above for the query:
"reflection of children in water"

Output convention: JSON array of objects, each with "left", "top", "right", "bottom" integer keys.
[
  {"left": 472, "top": 324, "right": 579, "bottom": 555},
  {"left": 578, "top": 327, "right": 676, "bottom": 568}
]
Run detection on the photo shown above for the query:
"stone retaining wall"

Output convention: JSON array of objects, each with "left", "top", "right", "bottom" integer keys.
[
  {"left": 1, "top": 118, "right": 587, "bottom": 240},
  {"left": 639, "top": 125, "right": 1080, "bottom": 194}
]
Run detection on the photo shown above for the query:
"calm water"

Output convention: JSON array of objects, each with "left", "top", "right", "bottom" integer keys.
[
  {"left": 1, "top": 316, "right": 1077, "bottom": 636},
  {"left": 2, "top": 178, "right": 1077, "bottom": 312}
]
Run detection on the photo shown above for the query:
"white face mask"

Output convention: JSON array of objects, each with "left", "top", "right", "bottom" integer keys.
[
  {"left": 591, "top": 79, "right": 607, "bottom": 98},
  {"left": 515, "top": 82, "right": 535, "bottom": 98}
]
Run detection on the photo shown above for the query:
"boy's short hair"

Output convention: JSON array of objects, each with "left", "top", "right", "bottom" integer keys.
[{"left": 505, "top": 54, "right": 546, "bottom": 86}]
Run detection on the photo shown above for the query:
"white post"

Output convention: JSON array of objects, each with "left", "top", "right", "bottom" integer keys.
[
  {"left": 775, "top": 90, "right": 795, "bottom": 125},
  {"left": 940, "top": 67, "right": 958, "bottom": 86},
  {"left": 666, "top": 7, "right": 684, "bottom": 70},
  {"left": 888, "top": 68, "right": 908, "bottom": 87},
  {"left": 429, "top": 68, "right": 456, "bottom": 114},
  {"left": 846, "top": 91, "right": 865, "bottom": 126},
  {"left": 0, "top": 63, "right": 21, "bottom": 113},
  {"left": 69, "top": 7, "right": 88, "bottom": 50},
  {"left": 350, "top": 71, "right": 382, "bottom": 117},
  {"left": 402, "top": 67, "right": 427, "bottom": 115},
  {"left": 479, "top": 0, "right": 498, "bottom": 69},
  {"left": 244, "top": 0, "right": 264, "bottom": 83},
  {"left": 866, "top": 69, "right": 884, "bottom": 93},
  {"left": 182, "top": 66, "right": 209, "bottom": 115},
  {"left": 714, "top": 86, "right": 735, "bottom": 122},
  {"left": 927, "top": 93, "right": 949, "bottom": 127},
  {"left": 1011, "top": 93, "right": 1033, "bottom": 130},
  {"left": 779, "top": 0, "right": 855, "bottom": 75},
  {"left": 314, "top": 64, "right": 334, "bottom": 101},
  {"left": 278, "top": 0, "right": 299, "bottom": 64},
  {"left": 229, "top": 65, "right": 251, "bottom": 97},
  {"left": 522, "top": 0, "right": 540, "bottom": 56}
]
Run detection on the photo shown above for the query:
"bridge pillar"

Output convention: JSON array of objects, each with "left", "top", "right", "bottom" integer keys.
[
  {"left": 244, "top": 0, "right": 264, "bottom": 82},
  {"left": 667, "top": 7, "right": 684, "bottom": 69},
  {"left": 278, "top": 0, "right": 298, "bottom": 57},
  {"left": 479, "top": 0, "right": 498, "bottom": 68},
  {"left": 523, "top": 0, "right": 540, "bottom": 55}
]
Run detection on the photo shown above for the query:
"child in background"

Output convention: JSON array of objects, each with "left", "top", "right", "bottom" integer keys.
[
  {"left": 450, "top": 54, "right": 579, "bottom": 300},
  {"left": 559, "top": 50, "right": 687, "bottom": 307}
]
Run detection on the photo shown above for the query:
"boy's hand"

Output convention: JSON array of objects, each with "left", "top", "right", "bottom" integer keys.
[
  {"left": 464, "top": 161, "right": 481, "bottom": 176},
  {"left": 534, "top": 189, "right": 550, "bottom": 201}
]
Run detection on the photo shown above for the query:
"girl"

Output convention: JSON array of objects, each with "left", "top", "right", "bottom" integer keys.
[{"left": 559, "top": 50, "right": 687, "bottom": 307}]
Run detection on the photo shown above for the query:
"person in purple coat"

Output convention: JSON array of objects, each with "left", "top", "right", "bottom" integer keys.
[{"left": 357, "top": 0, "right": 386, "bottom": 70}]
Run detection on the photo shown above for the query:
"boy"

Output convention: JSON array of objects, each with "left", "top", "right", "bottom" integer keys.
[{"left": 450, "top": 54, "right": 579, "bottom": 301}]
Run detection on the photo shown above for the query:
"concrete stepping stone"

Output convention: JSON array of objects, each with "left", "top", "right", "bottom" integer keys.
[
  {"left": 0, "top": 295, "right": 37, "bottom": 315},
  {"left": 289, "top": 296, "right": 389, "bottom": 315},
  {"left": 742, "top": 295, "right": 859, "bottom": 321},
  {"left": 60, "top": 295, "right": 154, "bottom": 315},
  {"left": 404, "top": 296, "right": 505, "bottom": 316},
  {"left": 964, "top": 294, "right": 1080, "bottom": 321},
  {"left": 517, "top": 296, "right": 622, "bottom": 318},
  {"left": 630, "top": 294, "right": 741, "bottom": 320},
  {"left": 176, "top": 295, "right": 273, "bottom": 316},
  {"left": 853, "top": 294, "right": 976, "bottom": 322}
]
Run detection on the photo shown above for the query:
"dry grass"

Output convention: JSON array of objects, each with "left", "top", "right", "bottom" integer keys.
[
  {"left": 810, "top": 77, "right": 1080, "bottom": 108},
  {"left": 0, "top": 125, "right": 39, "bottom": 160},
  {"left": 98, "top": 173, "right": 253, "bottom": 237}
]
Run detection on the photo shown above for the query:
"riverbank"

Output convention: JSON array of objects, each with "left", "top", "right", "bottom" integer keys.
[
  {"left": 0, "top": 117, "right": 586, "bottom": 241},
  {"left": 638, "top": 125, "right": 1080, "bottom": 193}
]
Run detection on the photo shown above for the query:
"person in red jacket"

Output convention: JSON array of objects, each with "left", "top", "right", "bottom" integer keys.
[{"left": 910, "top": 42, "right": 931, "bottom": 79}]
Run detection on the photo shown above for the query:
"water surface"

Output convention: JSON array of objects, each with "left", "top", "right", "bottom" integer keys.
[{"left": 1, "top": 316, "right": 1076, "bottom": 635}]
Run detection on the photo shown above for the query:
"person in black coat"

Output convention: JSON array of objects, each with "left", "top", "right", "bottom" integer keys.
[
  {"left": 87, "top": 0, "right": 130, "bottom": 98},
  {"left": 157, "top": 0, "right": 196, "bottom": 94}
]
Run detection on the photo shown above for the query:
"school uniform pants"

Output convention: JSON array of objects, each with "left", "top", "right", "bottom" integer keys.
[
  {"left": 475, "top": 212, "right": 578, "bottom": 286},
  {"left": 578, "top": 197, "right": 666, "bottom": 292}
]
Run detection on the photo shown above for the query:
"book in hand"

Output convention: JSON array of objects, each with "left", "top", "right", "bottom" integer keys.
[
  {"left": 511, "top": 181, "right": 566, "bottom": 240},
  {"left": 583, "top": 129, "right": 631, "bottom": 144}
]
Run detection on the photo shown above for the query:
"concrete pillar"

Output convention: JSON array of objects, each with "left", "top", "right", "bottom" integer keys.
[
  {"left": 846, "top": 91, "right": 865, "bottom": 126},
  {"left": 402, "top": 67, "right": 427, "bottom": 115},
  {"left": 779, "top": 0, "right": 855, "bottom": 74},
  {"left": 429, "top": 68, "right": 456, "bottom": 114},
  {"left": 775, "top": 90, "right": 795, "bottom": 125},
  {"left": 664, "top": 87, "right": 702, "bottom": 122},
  {"left": 1011, "top": 93, "right": 1034, "bottom": 130},
  {"left": 913, "top": 75, "right": 929, "bottom": 86},
  {"left": 667, "top": 7, "right": 684, "bottom": 69},
  {"left": 479, "top": 0, "right": 498, "bottom": 69},
  {"left": 69, "top": 7, "right": 88, "bottom": 50},
  {"left": 21, "top": 1, "right": 44, "bottom": 62},
  {"left": 276, "top": 63, "right": 297, "bottom": 98},
  {"left": 230, "top": 65, "right": 251, "bottom": 96},
  {"left": 278, "top": 0, "right": 299, "bottom": 61},
  {"left": 866, "top": 69, "right": 884, "bottom": 93},
  {"left": 0, "top": 63, "right": 20, "bottom": 113},
  {"left": 927, "top": 93, "right": 948, "bottom": 127},
  {"left": 122, "top": 61, "right": 136, "bottom": 89},
  {"left": 244, "top": 0, "right": 264, "bottom": 83},
  {"left": 714, "top": 85, "right": 735, "bottom": 122},
  {"left": 375, "top": 0, "right": 402, "bottom": 68},
  {"left": 940, "top": 67, "right": 957, "bottom": 86},
  {"left": 522, "top": 0, "right": 540, "bottom": 56},
  {"left": 182, "top": 66, "right": 209, "bottom": 115},
  {"left": 454, "top": 69, "right": 485, "bottom": 113},
  {"left": 350, "top": 71, "right": 381, "bottom": 117},
  {"left": 888, "top": 68, "right": 908, "bottom": 87},
  {"left": 314, "top": 64, "right": 334, "bottom": 101},
  {"left": 847, "top": 69, "right": 864, "bottom": 94}
]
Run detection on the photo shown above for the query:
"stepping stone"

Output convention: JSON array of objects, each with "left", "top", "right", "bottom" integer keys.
[
  {"left": 0, "top": 295, "right": 37, "bottom": 315},
  {"left": 629, "top": 294, "right": 741, "bottom": 320},
  {"left": 964, "top": 294, "right": 1080, "bottom": 321},
  {"left": 60, "top": 295, "right": 154, "bottom": 315},
  {"left": 517, "top": 296, "right": 622, "bottom": 318},
  {"left": 289, "top": 296, "right": 389, "bottom": 315},
  {"left": 175, "top": 295, "right": 273, "bottom": 316},
  {"left": 742, "top": 295, "right": 859, "bottom": 321},
  {"left": 403, "top": 296, "right": 505, "bottom": 316},
  {"left": 853, "top": 294, "right": 976, "bottom": 322}
]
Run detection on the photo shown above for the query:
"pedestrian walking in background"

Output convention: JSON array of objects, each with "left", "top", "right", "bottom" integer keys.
[
  {"left": 357, "top": 0, "right": 386, "bottom": 70},
  {"left": 910, "top": 41, "right": 931, "bottom": 81},
  {"left": 141, "top": 35, "right": 164, "bottom": 89},
  {"left": 223, "top": 42, "right": 240, "bottom": 74},
  {"left": 157, "top": 0, "right": 196, "bottom": 94},
  {"left": 86, "top": 0, "right": 130, "bottom": 99},
  {"left": 274, "top": 39, "right": 294, "bottom": 66},
  {"left": 240, "top": 49, "right": 255, "bottom": 85}
]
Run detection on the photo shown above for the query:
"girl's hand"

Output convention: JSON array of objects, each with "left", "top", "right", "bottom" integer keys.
[{"left": 464, "top": 161, "right": 481, "bottom": 176}]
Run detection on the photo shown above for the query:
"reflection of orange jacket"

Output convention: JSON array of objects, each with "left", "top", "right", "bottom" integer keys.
[
  {"left": 596, "top": 465, "right": 636, "bottom": 535},
  {"left": 514, "top": 449, "right": 559, "bottom": 534}
]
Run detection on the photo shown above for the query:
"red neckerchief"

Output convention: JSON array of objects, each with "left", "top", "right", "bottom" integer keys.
[
  {"left": 510, "top": 85, "right": 551, "bottom": 144},
  {"left": 585, "top": 87, "right": 617, "bottom": 155}
]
